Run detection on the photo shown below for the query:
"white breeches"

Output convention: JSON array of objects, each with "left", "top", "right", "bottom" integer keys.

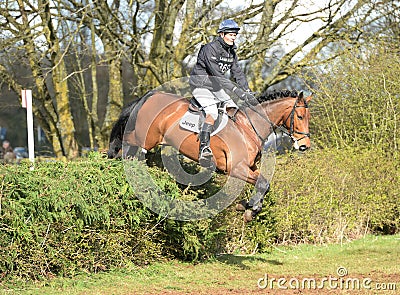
[{"left": 192, "top": 88, "right": 238, "bottom": 120}]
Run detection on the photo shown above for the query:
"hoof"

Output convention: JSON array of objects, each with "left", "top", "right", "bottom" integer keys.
[
  {"left": 236, "top": 203, "right": 246, "bottom": 211},
  {"left": 235, "top": 199, "right": 249, "bottom": 211},
  {"left": 243, "top": 210, "right": 254, "bottom": 223}
]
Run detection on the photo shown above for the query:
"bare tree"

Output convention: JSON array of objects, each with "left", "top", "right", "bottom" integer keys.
[
  {"left": 0, "top": 0, "right": 78, "bottom": 157},
  {"left": 1, "top": 0, "right": 397, "bottom": 157}
]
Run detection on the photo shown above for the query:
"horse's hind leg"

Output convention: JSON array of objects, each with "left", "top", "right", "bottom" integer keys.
[
  {"left": 122, "top": 130, "right": 145, "bottom": 160},
  {"left": 108, "top": 137, "right": 122, "bottom": 158},
  {"left": 108, "top": 135, "right": 141, "bottom": 159}
]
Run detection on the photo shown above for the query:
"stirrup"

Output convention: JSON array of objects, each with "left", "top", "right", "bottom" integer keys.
[
  {"left": 199, "top": 146, "right": 213, "bottom": 158},
  {"left": 199, "top": 146, "right": 214, "bottom": 168}
]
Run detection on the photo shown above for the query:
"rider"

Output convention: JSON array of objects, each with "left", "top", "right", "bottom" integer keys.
[{"left": 190, "top": 19, "right": 252, "bottom": 167}]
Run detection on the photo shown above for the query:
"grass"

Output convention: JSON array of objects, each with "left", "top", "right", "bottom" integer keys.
[{"left": 2, "top": 234, "right": 399, "bottom": 294}]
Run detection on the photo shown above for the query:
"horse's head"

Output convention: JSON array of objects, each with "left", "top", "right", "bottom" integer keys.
[{"left": 281, "top": 92, "right": 312, "bottom": 151}]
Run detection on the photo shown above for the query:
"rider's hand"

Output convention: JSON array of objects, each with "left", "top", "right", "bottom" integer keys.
[
  {"left": 233, "top": 87, "right": 249, "bottom": 100},
  {"left": 232, "top": 87, "right": 245, "bottom": 99},
  {"left": 244, "top": 89, "right": 259, "bottom": 105},
  {"left": 233, "top": 87, "right": 258, "bottom": 105}
]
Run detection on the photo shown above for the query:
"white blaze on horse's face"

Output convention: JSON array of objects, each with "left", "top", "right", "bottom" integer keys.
[{"left": 293, "top": 138, "right": 300, "bottom": 150}]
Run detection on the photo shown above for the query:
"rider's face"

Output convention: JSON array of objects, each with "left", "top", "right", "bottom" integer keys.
[{"left": 222, "top": 33, "right": 237, "bottom": 45}]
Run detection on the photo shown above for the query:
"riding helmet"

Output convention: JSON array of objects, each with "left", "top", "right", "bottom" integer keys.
[{"left": 217, "top": 19, "right": 240, "bottom": 33}]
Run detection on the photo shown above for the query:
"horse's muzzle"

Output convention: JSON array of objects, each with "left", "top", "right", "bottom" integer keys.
[
  {"left": 293, "top": 136, "right": 310, "bottom": 152},
  {"left": 298, "top": 145, "right": 309, "bottom": 152}
]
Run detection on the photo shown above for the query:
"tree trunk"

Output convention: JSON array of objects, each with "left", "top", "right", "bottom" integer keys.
[
  {"left": 144, "top": 0, "right": 186, "bottom": 87},
  {"left": 16, "top": 0, "right": 66, "bottom": 157},
  {"left": 100, "top": 42, "right": 124, "bottom": 149},
  {"left": 41, "top": 0, "right": 79, "bottom": 158}
]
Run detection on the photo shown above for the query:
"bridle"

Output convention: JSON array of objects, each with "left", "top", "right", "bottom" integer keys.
[
  {"left": 281, "top": 96, "right": 311, "bottom": 144},
  {"left": 243, "top": 95, "right": 310, "bottom": 145}
]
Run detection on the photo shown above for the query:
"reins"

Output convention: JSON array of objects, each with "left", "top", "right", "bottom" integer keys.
[
  {"left": 190, "top": 92, "right": 311, "bottom": 146},
  {"left": 242, "top": 102, "right": 276, "bottom": 143}
]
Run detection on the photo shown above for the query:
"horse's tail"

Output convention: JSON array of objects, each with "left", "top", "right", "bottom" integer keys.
[{"left": 107, "top": 90, "right": 154, "bottom": 158}]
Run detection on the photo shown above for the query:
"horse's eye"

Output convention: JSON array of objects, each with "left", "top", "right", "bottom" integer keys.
[{"left": 298, "top": 115, "right": 303, "bottom": 120}]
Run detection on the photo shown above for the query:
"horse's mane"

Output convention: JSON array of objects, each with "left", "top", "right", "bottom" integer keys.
[{"left": 256, "top": 89, "right": 299, "bottom": 103}]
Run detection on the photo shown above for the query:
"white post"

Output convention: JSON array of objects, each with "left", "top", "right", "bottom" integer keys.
[{"left": 21, "top": 89, "right": 35, "bottom": 169}]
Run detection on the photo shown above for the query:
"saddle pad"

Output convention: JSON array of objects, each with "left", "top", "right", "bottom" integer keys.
[{"left": 179, "top": 111, "right": 229, "bottom": 136}]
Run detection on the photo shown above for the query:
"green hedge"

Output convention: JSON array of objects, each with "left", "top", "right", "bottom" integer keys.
[
  {"left": 0, "top": 154, "right": 245, "bottom": 282},
  {"left": 271, "top": 149, "right": 399, "bottom": 244},
  {"left": 0, "top": 149, "right": 398, "bottom": 282},
  {"left": 0, "top": 156, "right": 161, "bottom": 281}
]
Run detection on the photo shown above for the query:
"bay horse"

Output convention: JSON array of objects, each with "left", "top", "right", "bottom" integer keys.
[{"left": 108, "top": 89, "right": 311, "bottom": 222}]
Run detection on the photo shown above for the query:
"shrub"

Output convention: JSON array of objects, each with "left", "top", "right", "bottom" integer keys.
[
  {"left": 271, "top": 148, "right": 400, "bottom": 244},
  {"left": 0, "top": 148, "right": 398, "bottom": 282},
  {"left": 304, "top": 42, "right": 400, "bottom": 152},
  {"left": 0, "top": 154, "right": 264, "bottom": 281},
  {"left": 0, "top": 157, "right": 164, "bottom": 281}
]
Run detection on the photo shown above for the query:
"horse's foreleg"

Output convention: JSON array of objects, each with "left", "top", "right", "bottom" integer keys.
[
  {"left": 231, "top": 166, "right": 270, "bottom": 222},
  {"left": 243, "top": 174, "right": 270, "bottom": 222}
]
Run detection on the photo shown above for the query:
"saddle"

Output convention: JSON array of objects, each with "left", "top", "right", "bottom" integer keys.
[{"left": 179, "top": 97, "right": 230, "bottom": 135}]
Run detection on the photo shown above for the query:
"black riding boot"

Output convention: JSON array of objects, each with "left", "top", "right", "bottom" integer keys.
[{"left": 198, "top": 123, "right": 214, "bottom": 168}]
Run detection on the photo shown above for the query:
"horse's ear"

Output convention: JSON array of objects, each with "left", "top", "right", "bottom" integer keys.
[
  {"left": 306, "top": 94, "right": 313, "bottom": 103},
  {"left": 297, "top": 91, "right": 304, "bottom": 101}
]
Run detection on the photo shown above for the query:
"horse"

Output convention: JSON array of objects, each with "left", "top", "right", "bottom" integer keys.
[{"left": 108, "top": 89, "right": 311, "bottom": 222}]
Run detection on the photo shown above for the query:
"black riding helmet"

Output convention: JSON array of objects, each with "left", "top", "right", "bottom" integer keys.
[{"left": 217, "top": 19, "right": 240, "bottom": 34}]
